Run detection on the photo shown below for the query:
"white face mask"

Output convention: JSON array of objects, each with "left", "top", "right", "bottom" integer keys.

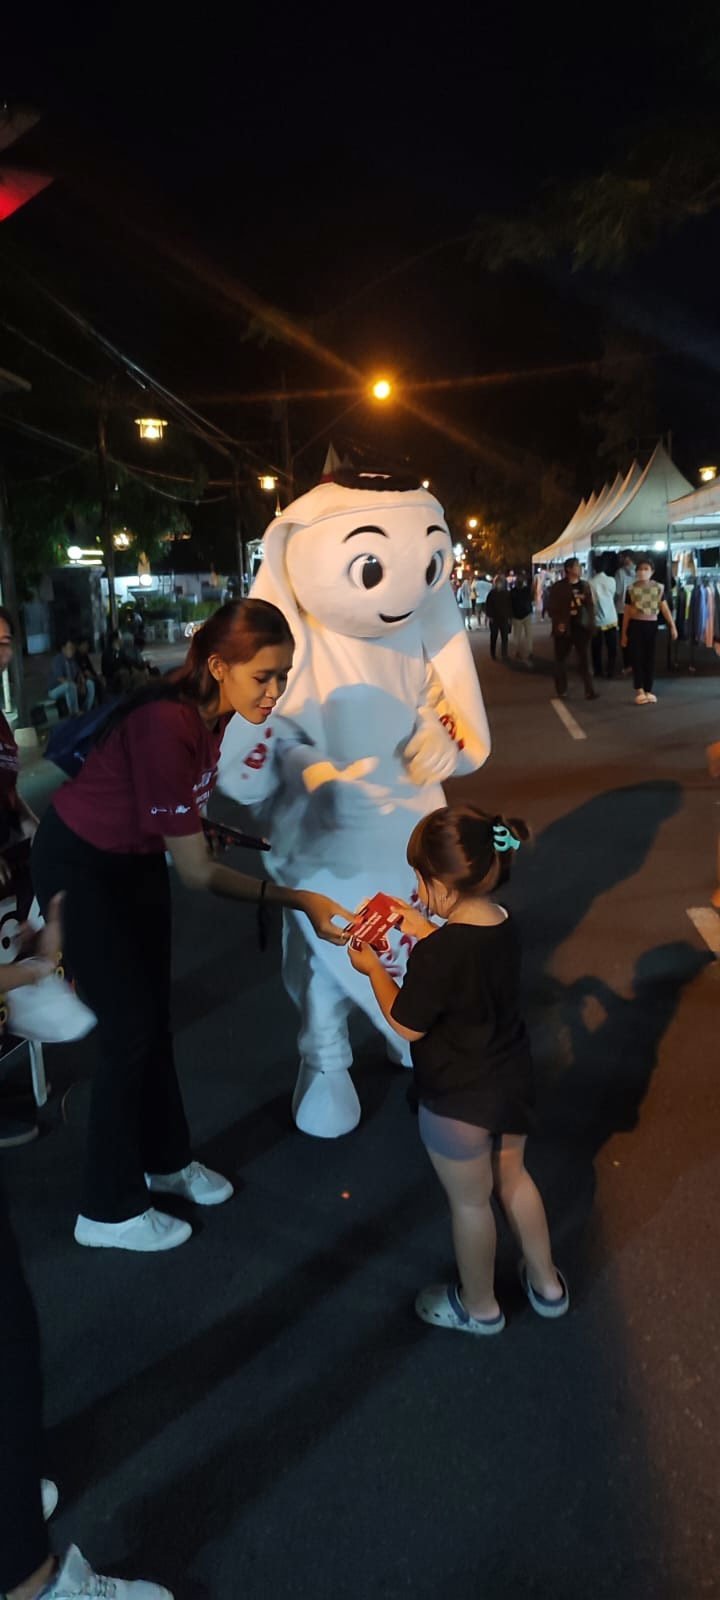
[{"left": 285, "top": 506, "right": 453, "bottom": 639}]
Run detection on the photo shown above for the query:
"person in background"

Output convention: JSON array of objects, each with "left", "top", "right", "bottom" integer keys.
[
  {"left": 589, "top": 557, "right": 619, "bottom": 679},
  {"left": 0, "top": 607, "right": 42, "bottom": 1151},
  {"left": 74, "top": 637, "right": 104, "bottom": 706},
  {"left": 546, "top": 558, "right": 597, "bottom": 701},
  {"left": 47, "top": 641, "right": 83, "bottom": 718},
  {"left": 472, "top": 575, "right": 491, "bottom": 627},
  {"left": 510, "top": 570, "right": 534, "bottom": 667},
  {"left": 485, "top": 575, "right": 512, "bottom": 661},
  {"left": 620, "top": 557, "right": 677, "bottom": 705},
  {"left": 614, "top": 552, "right": 636, "bottom": 673},
  {"left": 456, "top": 577, "right": 472, "bottom": 630},
  {"left": 101, "top": 630, "right": 148, "bottom": 696}
]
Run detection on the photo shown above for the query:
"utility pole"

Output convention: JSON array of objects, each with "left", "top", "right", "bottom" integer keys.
[
  {"left": 231, "top": 459, "right": 248, "bottom": 594},
  {"left": 96, "top": 397, "right": 118, "bottom": 632},
  {"left": 278, "top": 371, "right": 294, "bottom": 505},
  {"left": 0, "top": 467, "right": 26, "bottom": 723}
]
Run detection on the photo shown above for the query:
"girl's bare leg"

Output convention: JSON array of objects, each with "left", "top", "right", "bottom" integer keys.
[
  {"left": 492, "top": 1136, "right": 563, "bottom": 1299},
  {"left": 428, "top": 1146, "right": 500, "bottom": 1320}
]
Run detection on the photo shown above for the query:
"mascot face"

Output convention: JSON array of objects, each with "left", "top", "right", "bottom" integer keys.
[{"left": 285, "top": 503, "right": 454, "bottom": 640}]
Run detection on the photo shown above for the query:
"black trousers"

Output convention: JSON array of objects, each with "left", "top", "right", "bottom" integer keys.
[
  {"left": 0, "top": 1179, "right": 49, "bottom": 1593},
  {"left": 489, "top": 620, "right": 509, "bottom": 659},
  {"left": 628, "top": 618, "right": 658, "bottom": 692},
  {"left": 553, "top": 626, "right": 593, "bottom": 695},
  {"left": 32, "top": 809, "right": 192, "bottom": 1222},
  {"left": 591, "top": 625, "right": 618, "bottom": 678}
]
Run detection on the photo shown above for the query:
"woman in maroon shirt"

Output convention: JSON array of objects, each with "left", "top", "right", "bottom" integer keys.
[{"left": 32, "top": 599, "right": 351, "bottom": 1253}]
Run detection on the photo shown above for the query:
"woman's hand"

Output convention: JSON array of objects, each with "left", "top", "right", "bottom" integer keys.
[
  {"left": 347, "top": 939, "right": 380, "bottom": 975},
  {"left": 389, "top": 899, "right": 436, "bottom": 940},
  {"left": 298, "top": 891, "right": 353, "bottom": 946}
]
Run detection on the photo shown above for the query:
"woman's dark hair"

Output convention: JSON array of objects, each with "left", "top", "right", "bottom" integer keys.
[
  {"left": 407, "top": 805, "right": 530, "bottom": 894},
  {"left": 98, "top": 598, "right": 294, "bottom": 742},
  {"left": 0, "top": 606, "right": 14, "bottom": 635}
]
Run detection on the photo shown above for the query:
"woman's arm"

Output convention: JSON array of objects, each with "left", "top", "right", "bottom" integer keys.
[
  {"left": 347, "top": 942, "right": 424, "bottom": 1041},
  {"left": 166, "top": 830, "right": 351, "bottom": 946},
  {"left": 659, "top": 598, "right": 678, "bottom": 637}
]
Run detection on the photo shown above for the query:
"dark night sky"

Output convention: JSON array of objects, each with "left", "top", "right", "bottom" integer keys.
[{"left": 3, "top": 7, "right": 720, "bottom": 518}]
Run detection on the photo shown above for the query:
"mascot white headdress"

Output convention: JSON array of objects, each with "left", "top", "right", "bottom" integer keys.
[{"left": 218, "top": 471, "right": 490, "bottom": 1137}]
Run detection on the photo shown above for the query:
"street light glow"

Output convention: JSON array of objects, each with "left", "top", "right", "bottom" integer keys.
[
  {"left": 259, "top": 474, "right": 278, "bottom": 492},
  {"left": 67, "top": 545, "right": 83, "bottom": 561},
  {"left": 371, "top": 378, "right": 392, "bottom": 401},
  {"left": 135, "top": 418, "right": 167, "bottom": 442},
  {"left": 467, "top": 517, "right": 478, "bottom": 530},
  {"left": 699, "top": 465, "right": 717, "bottom": 483}
]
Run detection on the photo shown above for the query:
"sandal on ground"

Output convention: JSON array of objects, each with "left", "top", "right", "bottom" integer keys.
[
  {"left": 415, "top": 1282, "right": 505, "bottom": 1336},
  {"left": 519, "top": 1262, "right": 570, "bottom": 1319}
]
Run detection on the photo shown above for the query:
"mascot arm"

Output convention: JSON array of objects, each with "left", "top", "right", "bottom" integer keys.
[
  {"left": 402, "top": 662, "right": 487, "bottom": 785},
  {"left": 217, "top": 714, "right": 306, "bottom": 806}
]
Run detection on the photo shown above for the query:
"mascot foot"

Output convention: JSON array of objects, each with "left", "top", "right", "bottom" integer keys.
[{"left": 292, "top": 1065, "right": 361, "bottom": 1139}]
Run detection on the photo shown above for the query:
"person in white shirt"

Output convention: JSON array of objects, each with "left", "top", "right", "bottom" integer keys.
[
  {"left": 456, "top": 577, "right": 472, "bottom": 629},
  {"left": 589, "top": 558, "right": 619, "bottom": 678}
]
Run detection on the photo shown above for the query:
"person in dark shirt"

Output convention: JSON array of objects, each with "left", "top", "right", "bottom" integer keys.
[
  {"left": 349, "top": 804, "right": 568, "bottom": 1336},
  {"left": 484, "top": 575, "right": 513, "bottom": 660},
  {"left": 546, "top": 557, "right": 597, "bottom": 700},
  {"left": 510, "top": 570, "right": 534, "bottom": 666},
  {"left": 75, "top": 636, "right": 105, "bottom": 705},
  {"left": 32, "top": 599, "right": 352, "bottom": 1254}
]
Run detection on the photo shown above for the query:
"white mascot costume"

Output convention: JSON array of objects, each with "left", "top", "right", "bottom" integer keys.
[{"left": 218, "top": 471, "right": 490, "bottom": 1137}]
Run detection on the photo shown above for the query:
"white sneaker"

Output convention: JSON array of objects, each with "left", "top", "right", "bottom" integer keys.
[
  {"left": 635, "top": 690, "right": 648, "bottom": 704},
  {"left": 145, "top": 1161, "right": 234, "bottom": 1207},
  {"left": 45, "top": 1542, "right": 173, "bottom": 1598},
  {"left": 645, "top": 692, "right": 657, "bottom": 703},
  {"left": 42, "top": 1478, "right": 59, "bottom": 1520},
  {"left": 74, "top": 1209, "right": 192, "bottom": 1251}
]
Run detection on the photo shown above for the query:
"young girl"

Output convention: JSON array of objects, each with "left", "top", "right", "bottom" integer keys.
[{"left": 348, "top": 805, "right": 568, "bottom": 1335}]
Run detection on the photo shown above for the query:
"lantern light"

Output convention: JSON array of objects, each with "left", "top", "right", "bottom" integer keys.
[
  {"left": 135, "top": 418, "right": 167, "bottom": 441},
  {"left": 259, "top": 474, "right": 278, "bottom": 492},
  {"left": 699, "top": 465, "right": 717, "bottom": 483}
]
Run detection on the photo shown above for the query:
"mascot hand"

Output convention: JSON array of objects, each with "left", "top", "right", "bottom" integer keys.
[
  {"left": 302, "top": 757, "right": 379, "bottom": 793},
  {"left": 402, "top": 713, "right": 458, "bottom": 786},
  {"left": 302, "top": 756, "right": 391, "bottom": 823}
]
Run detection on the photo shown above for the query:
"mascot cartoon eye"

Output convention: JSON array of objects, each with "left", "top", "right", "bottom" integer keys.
[
  {"left": 349, "top": 553, "right": 384, "bottom": 590},
  {"left": 425, "top": 551, "right": 445, "bottom": 587}
]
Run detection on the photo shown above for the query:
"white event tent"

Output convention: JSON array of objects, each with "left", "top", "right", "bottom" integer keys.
[
  {"left": 667, "top": 476, "right": 720, "bottom": 550},
  {"left": 534, "top": 444, "right": 694, "bottom": 565}
]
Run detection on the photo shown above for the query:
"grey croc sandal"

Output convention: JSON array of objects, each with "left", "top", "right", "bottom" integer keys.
[
  {"left": 415, "top": 1282, "right": 505, "bottom": 1336},
  {"left": 519, "top": 1262, "right": 569, "bottom": 1318}
]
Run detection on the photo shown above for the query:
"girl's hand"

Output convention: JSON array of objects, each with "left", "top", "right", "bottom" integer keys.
[
  {"left": 299, "top": 891, "right": 353, "bottom": 947},
  {"left": 347, "top": 939, "right": 379, "bottom": 975},
  {"left": 390, "top": 899, "right": 436, "bottom": 940}
]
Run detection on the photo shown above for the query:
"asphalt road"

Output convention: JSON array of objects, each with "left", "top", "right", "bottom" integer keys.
[{"left": 3, "top": 620, "right": 719, "bottom": 1600}]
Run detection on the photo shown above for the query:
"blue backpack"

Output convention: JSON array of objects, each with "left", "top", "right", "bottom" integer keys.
[{"left": 43, "top": 698, "right": 121, "bottom": 778}]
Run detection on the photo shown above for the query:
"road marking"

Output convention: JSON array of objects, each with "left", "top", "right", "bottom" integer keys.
[
  {"left": 686, "top": 907, "right": 720, "bottom": 957},
  {"left": 551, "top": 699, "right": 587, "bottom": 741}
]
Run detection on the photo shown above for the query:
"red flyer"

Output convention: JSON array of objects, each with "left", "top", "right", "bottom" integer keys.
[{"left": 348, "top": 892, "right": 403, "bottom": 950}]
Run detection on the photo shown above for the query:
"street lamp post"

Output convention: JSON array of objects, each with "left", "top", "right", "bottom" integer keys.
[{"left": 97, "top": 399, "right": 118, "bottom": 633}]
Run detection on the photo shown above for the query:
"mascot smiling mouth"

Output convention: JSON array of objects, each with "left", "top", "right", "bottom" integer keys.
[{"left": 380, "top": 610, "right": 412, "bottom": 623}]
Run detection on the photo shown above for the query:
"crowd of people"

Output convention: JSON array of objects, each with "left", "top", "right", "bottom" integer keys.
[{"left": 455, "top": 552, "right": 679, "bottom": 705}]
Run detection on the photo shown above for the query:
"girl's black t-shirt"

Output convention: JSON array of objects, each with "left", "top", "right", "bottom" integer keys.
[{"left": 391, "top": 916, "right": 534, "bottom": 1132}]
